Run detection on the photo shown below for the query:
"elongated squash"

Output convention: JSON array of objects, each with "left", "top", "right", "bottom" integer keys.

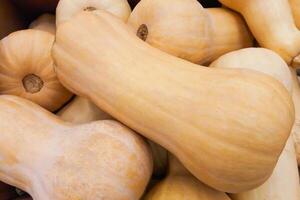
[
  {"left": 210, "top": 48, "right": 300, "bottom": 200},
  {"left": 29, "top": 14, "right": 56, "bottom": 34},
  {"left": 128, "top": 0, "right": 252, "bottom": 64},
  {"left": 144, "top": 154, "right": 231, "bottom": 200},
  {"left": 52, "top": 11, "right": 294, "bottom": 192},
  {"left": 0, "top": 95, "right": 152, "bottom": 200},
  {"left": 0, "top": 0, "right": 25, "bottom": 39},
  {"left": 219, "top": 0, "right": 300, "bottom": 67},
  {"left": 0, "top": 29, "right": 72, "bottom": 111},
  {"left": 289, "top": 0, "right": 300, "bottom": 30},
  {"left": 56, "top": 0, "right": 131, "bottom": 26}
]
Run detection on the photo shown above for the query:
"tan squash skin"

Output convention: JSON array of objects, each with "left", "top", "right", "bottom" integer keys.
[
  {"left": 127, "top": 0, "right": 252, "bottom": 64},
  {"left": 290, "top": 68, "right": 300, "bottom": 165},
  {"left": 210, "top": 48, "right": 300, "bottom": 200},
  {"left": 219, "top": 0, "right": 300, "bottom": 66},
  {"left": 56, "top": 0, "right": 131, "bottom": 26},
  {"left": 0, "top": 95, "right": 152, "bottom": 200},
  {"left": 0, "top": 0, "right": 25, "bottom": 39},
  {"left": 58, "top": 96, "right": 112, "bottom": 123},
  {"left": 0, "top": 29, "right": 72, "bottom": 112},
  {"left": 58, "top": 96, "right": 169, "bottom": 178},
  {"left": 52, "top": 11, "right": 294, "bottom": 193},
  {"left": 144, "top": 154, "right": 231, "bottom": 200},
  {"left": 289, "top": 0, "right": 300, "bottom": 30},
  {"left": 29, "top": 14, "right": 56, "bottom": 34}
]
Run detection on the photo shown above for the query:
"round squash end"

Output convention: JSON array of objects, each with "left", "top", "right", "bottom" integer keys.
[{"left": 22, "top": 74, "right": 44, "bottom": 94}]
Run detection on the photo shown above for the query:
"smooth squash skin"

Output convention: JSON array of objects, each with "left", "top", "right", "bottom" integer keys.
[
  {"left": 58, "top": 96, "right": 169, "bottom": 178},
  {"left": 210, "top": 48, "right": 300, "bottom": 200},
  {"left": 290, "top": 68, "right": 300, "bottom": 165},
  {"left": 0, "top": 95, "right": 152, "bottom": 200},
  {"left": 0, "top": 0, "right": 25, "bottom": 39},
  {"left": 29, "top": 14, "right": 56, "bottom": 34},
  {"left": 52, "top": 11, "right": 294, "bottom": 193},
  {"left": 144, "top": 154, "right": 231, "bottom": 200},
  {"left": 56, "top": 0, "right": 131, "bottom": 26},
  {"left": 0, "top": 29, "right": 73, "bottom": 112},
  {"left": 219, "top": 0, "right": 300, "bottom": 67},
  {"left": 127, "top": 0, "right": 252, "bottom": 64},
  {"left": 289, "top": 0, "right": 300, "bottom": 29}
]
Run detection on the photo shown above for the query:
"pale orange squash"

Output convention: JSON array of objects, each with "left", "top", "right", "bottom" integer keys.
[
  {"left": 219, "top": 0, "right": 300, "bottom": 67},
  {"left": 52, "top": 11, "right": 294, "bottom": 192},
  {"left": 0, "top": 95, "right": 152, "bottom": 200},
  {"left": 210, "top": 48, "right": 300, "bottom": 200},
  {"left": 289, "top": 0, "right": 300, "bottom": 29},
  {"left": 29, "top": 14, "right": 56, "bottom": 34},
  {"left": 144, "top": 154, "right": 231, "bottom": 200},
  {"left": 56, "top": 0, "right": 131, "bottom": 26},
  {"left": 0, "top": 0, "right": 25, "bottom": 39},
  {"left": 0, "top": 29, "right": 72, "bottom": 111},
  {"left": 127, "top": 0, "right": 252, "bottom": 64}
]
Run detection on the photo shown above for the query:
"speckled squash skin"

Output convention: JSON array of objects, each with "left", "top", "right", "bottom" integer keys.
[
  {"left": 53, "top": 11, "right": 294, "bottom": 192},
  {"left": 0, "top": 95, "right": 152, "bottom": 200}
]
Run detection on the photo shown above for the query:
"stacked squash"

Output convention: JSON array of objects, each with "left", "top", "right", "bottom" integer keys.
[{"left": 0, "top": 0, "right": 300, "bottom": 199}]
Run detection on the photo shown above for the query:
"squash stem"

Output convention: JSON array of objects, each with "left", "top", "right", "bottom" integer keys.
[{"left": 22, "top": 74, "right": 44, "bottom": 94}]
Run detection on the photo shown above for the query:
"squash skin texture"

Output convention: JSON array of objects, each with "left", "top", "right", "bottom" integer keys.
[
  {"left": 0, "top": 29, "right": 73, "bottom": 112},
  {"left": 210, "top": 48, "right": 300, "bottom": 200},
  {"left": 52, "top": 11, "right": 295, "bottom": 193},
  {"left": 289, "top": 0, "right": 300, "bottom": 29},
  {"left": 127, "top": 0, "right": 252, "bottom": 64},
  {"left": 29, "top": 14, "right": 56, "bottom": 34},
  {"left": 0, "top": 0, "right": 25, "bottom": 39},
  {"left": 219, "top": 0, "right": 300, "bottom": 66},
  {"left": 56, "top": 0, "right": 131, "bottom": 26},
  {"left": 0, "top": 95, "right": 152, "bottom": 200},
  {"left": 144, "top": 155, "right": 230, "bottom": 200}
]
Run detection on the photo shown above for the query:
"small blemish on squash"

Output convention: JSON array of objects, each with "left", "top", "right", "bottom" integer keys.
[
  {"left": 83, "top": 6, "right": 97, "bottom": 11},
  {"left": 22, "top": 74, "right": 44, "bottom": 94},
  {"left": 137, "top": 24, "right": 148, "bottom": 41}
]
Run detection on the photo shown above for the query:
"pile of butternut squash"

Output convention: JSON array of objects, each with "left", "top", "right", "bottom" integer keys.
[{"left": 0, "top": 0, "right": 300, "bottom": 199}]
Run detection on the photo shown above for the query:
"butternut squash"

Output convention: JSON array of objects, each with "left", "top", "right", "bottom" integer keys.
[
  {"left": 290, "top": 68, "right": 300, "bottom": 165},
  {"left": 29, "top": 14, "right": 56, "bottom": 34},
  {"left": 0, "top": 0, "right": 25, "bottom": 39},
  {"left": 219, "top": 0, "right": 300, "bottom": 67},
  {"left": 0, "top": 95, "right": 152, "bottom": 200},
  {"left": 52, "top": 11, "right": 295, "bottom": 192},
  {"left": 0, "top": 29, "right": 72, "bottom": 111},
  {"left": 58, "top": 96, "right": 168, "bottom": 178},
  {"left": 289, "top": 0, "right": 300, "bottom": 30},
  {"left": 127, "top": 0, "right": 252, "bottom": 64},
  {"left": 144, "top": 154, "right": 231, "bottom": 200},
  {"left": 56, "top": 0, "right": 131, "bottom": 26},
  {"left": 210, "top": 48, "right": 300, "bottom": 200}
]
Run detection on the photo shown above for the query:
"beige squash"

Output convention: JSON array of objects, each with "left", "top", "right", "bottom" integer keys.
[
  {"left": 127, "top": 0, "right": 252, "bottom": 64},
  {"left": 0, "top": 0, "right": 25, "bottom": 39},
  {"left": 210, "top": 48, "right": 300, "bottom": 200},
  {"left": 58, "top": 96, "right": 168, "bottom": 178},
  {"left": 56, "top": 0, "right": 131, "bottom": 26},
  {"left": 29, "top": 13, "right": 56, "bottom": 34},
  {"left": 144, "top": 154, "right": 231, "bottom": 200},
  {"left": 291, "top": 68, "right": 300, "bottom": 165},
  {"left": 58, "top": 96, "right": 112, "bottom": 123},
  {"left": 289, "top": 0, "right": 300, "bottom": 29},
  {"left": 219, "top": 0, "right": 300, "bottom": 67},
  {"left": 52, "top": 11, "right": 294, "bottom": 192},
  {"left": 0, "top": 95, "right": 152, "bottom": 200},
  {"left": 0, "top": 29, "right": 72, "bottom": 111}
]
